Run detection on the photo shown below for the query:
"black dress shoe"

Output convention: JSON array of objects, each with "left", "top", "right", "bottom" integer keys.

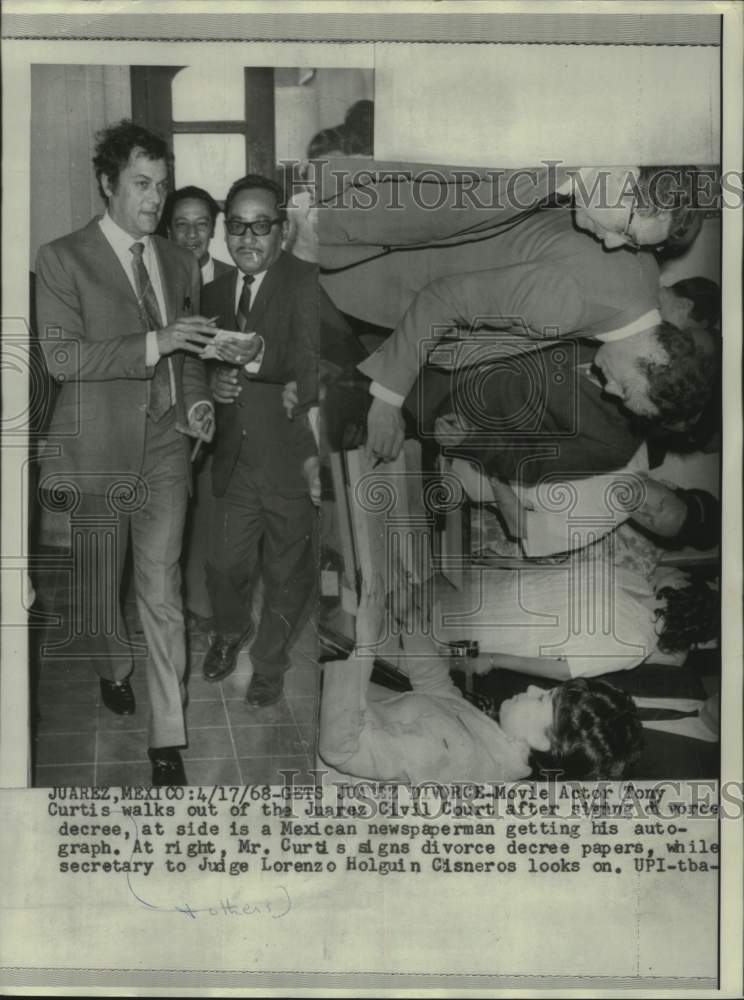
[
  {"left": 148, "top": 747, "right": 187, "bottom": 786},
  {"left": 100, "top": 677, "right": 136, "bottom": 716},
  {"left": 245, "top": 672, "right": 284, "bottom": 708},
  {"left": 203, "top": 626, "right": 254, "bottom": 682}
]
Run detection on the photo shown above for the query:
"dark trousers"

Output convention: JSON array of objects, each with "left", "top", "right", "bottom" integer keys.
[{"left": 206, "top": 457, "right": 317, "bottom": 677}]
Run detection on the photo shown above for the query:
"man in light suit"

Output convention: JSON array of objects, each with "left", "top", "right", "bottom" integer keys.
[
  {"left": 200, "top": 174, "right": 318, "bottom": 708},
  {"left": 35, "top": 120, "right": 217, "bottom": 785}
]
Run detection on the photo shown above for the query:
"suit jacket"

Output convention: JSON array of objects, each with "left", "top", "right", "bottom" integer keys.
[
  {"left": 35, "top": 218, "right": 207, "bottom": 495},
  {"left": 202, "top": 252, "right": 317, "bottom": 496},
  {"left": 212, "top": 257, "right": 233, "bottom": 281},
  {"left": 357, "top": 209, "right": 659, "bottom": 399}
]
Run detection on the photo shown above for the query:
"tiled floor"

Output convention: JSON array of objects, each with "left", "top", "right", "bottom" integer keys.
[{"left": 30, "top": 549, "right": 319, "bottom": 787}]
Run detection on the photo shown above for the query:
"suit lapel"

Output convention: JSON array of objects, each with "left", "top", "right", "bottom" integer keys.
[
  {"left": 151, "top": 237, "right": 179, "bottom": 324},
  {"left": 80, "top": 220, "right": 138, "bottom": 306}
]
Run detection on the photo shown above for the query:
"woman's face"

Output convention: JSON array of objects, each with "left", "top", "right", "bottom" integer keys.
[
  {"left": 499, "top": 685, "right": 554, "bottom": 751},
  {"left": 632, "top": 479, "right": 688, "bottom": 538}
]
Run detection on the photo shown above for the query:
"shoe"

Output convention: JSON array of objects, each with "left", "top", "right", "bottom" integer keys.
[
  {"left": 148, "top": 747, "right": 187, "bottom": 786},
  {"left": 246, "top": 672, "right": 284, "bottom": 708},
  {"left": 100, "top": 677, "right": 136, "bottom": 716},
  {"left": 203, "top": 626, "right": 254, "bottom": 682}
]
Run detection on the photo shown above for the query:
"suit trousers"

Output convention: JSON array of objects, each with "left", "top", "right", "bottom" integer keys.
[
  {"left": 61, "top": 411, "right": 189, "bottom": 747},
  {"left": 182, "top": 452, "right": 215, "bottom": 621},
  {"left": 206, "top": 454, "right": 316, "bottom": 677}
]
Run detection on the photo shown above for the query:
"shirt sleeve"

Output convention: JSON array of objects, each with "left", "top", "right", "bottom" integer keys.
[{"left": 357, "top": 263, "right": 593, "bottom": 400}]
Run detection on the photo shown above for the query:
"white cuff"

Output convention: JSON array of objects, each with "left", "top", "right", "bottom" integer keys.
[
  {"left": 594, "top": 309, "right": 662, "bottom": 343},
  {"left": 187, "top": 399, "right": 214, "bottom": 425},
  {"left": 308, "top": 405, "right": 320, "bottom": 447},
  {"left": 243, "top": 336, "right": 265, "bottom": 375},
  {"left": 369, "top": 381, "right": 406, "bottom": 407},
  {"left": 145, "top": 330, "right": 160, "bottom": 368}
]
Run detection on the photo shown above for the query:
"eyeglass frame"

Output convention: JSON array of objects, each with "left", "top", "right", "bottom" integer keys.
[{"left": 225, "top": 216, "right": 284, "bottom": 238}]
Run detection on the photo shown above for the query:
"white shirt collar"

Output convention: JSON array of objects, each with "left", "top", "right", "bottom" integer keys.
[{"left": 99, "top": 211, "right": 153, "bottom": 255}]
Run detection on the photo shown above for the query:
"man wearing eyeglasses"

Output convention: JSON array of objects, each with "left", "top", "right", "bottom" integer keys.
[
  {"left": 357, "top": 166, "right": 710, "bottom": 462},
  {"left": 200, "top": 174, "right": 318, "bottom": 708}
]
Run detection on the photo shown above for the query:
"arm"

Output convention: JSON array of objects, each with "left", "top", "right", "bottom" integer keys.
[
  {"left": 37, "top": 242, "right": 217, "bottom": 382},
  {"left": 358, "top": 264, "right": 586, "bottom": 402},
  {"left": 483, "top": 653, "right": 572, "bottom": 681},
  {"left": 36, "top": 242, "right": 149, "bottom": 381}
]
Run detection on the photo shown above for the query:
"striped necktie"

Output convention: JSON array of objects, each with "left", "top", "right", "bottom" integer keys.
[
  {"left": 236, "top": 273, "right": 255, "bottom": 332},
  {"left": 130, "top": 241, "right": 172, "bottom": 420}
]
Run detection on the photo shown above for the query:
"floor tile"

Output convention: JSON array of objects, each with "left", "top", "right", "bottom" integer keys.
[
  {"left": 34, "top": 763, "right": 96, "bottom": 787},
  {"left": 36, "top": 701, "right": 99, "bottom": 734},
  {"left": 283, "top": 666, "right": 319, "bottom": 697},
  {"left": 225, "top": 698, "right": 295, "bottom": 727},
  {"left": 37, "top": 682, "right": 99, "bottom": 711},
  {"left": 35, "top": 732, "right": 96, "bottom": 766},
  {"left": 186, "top": 700, "right": 229, "bottom": 729},
  {"left": 39, "top": 660, "right": 100, "bottom": 684},
  {"left": 96, "top": 703, "right": 148, "bottom": 731},
  {"left": 95, "top": 761, "right": 152, "bottom": 787},
  {"left": 183, "top": 726, "right": 234, "bottom": 760},
  {"left": 231, "top": 725, "right": 306, "bottom": 758},
  {"left": 237, "top": 755, "right": 314, "bottom": 786},
  {"left": 96, "top": 730, "right": 149, "bottom": 764},
  {"left": 184, "top": 758, "right": 242, "bottom": 786}
]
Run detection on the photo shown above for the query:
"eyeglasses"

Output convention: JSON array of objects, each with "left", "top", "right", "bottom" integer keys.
[
  {"left": 225, "top": 217, "right": 283, "bottom": 237},
  {"left": 621, "top": 202, "right": 642, "bottom": 250}
]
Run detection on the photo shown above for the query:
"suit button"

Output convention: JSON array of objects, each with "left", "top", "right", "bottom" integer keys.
[{"left": 241, "top": 429, "right": 247, "bottom": 437}]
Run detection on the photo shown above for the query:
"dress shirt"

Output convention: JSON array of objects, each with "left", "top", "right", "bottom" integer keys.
[
  {"left": 233, "top": 268, "right": 267, "bottom": 374},
  {"left": 98, "top": 213, "right": 211, "bottom": 424}
]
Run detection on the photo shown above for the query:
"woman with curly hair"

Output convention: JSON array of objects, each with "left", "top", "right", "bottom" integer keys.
[{"left": 319, "top": 578, "right": 643, "bottom": 783}]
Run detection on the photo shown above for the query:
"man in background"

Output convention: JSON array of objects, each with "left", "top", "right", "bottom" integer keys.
[{"left": 162, "top": 184, "right": 233, "bottom": 285}]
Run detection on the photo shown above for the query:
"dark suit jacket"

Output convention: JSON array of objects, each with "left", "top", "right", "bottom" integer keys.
[
  {"left": 211, "top": 257, "right": 233, "bottom": 281},
  {"left": 202, "top": 252, "right": 317, "bottom": 496},
  {"left": 35, "top": 217, "right": 207, "bottom": 495}
]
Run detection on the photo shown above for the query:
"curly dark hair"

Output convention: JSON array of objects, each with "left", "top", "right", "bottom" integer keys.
[
  {"left": 161, "top": 185, "right": 220, "bottom": 230},
  {"left": 307, "top": 126, "right": 347, "bottom": 160},
  {"left": 638, "top": 323, "right": 720, "bottom": 426},
  {"left": 92, "top": 119, "right": 170, "bottom": 200},
  {"left": 669, "top": 277, "right": 721, "bottom": 330},
  {"left": 655, "top": 581, "right": 720, "bottom": 654},
  {"left": 636, "top": 166, "right": 704, "bottom": 255},
  {"left": 532, "top": 678, "right": 643, "bottom": 781},
  {"left": 223, "top": 173, "right": 286, "bottom": 220}
]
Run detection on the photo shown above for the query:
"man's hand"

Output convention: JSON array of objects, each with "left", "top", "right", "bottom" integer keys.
[
  {"left": 157, "top": 315, "right": 217, "bottom": 356},
  {"left": 365, "top": 397, "right": 405, "bottom": 463},
  {"left": 211, "top": 366, "right": 241, "bottom": 404},
  {"left": 188, "top": 401, "right": 215, "bottom": 443},
  {"left": 282, "top": 381, "right": 299, "bottom": 419},
  {"left": 434, "top": 411, "right": 474, "bottom": 448},
  {"left": 213, "top": 335, "right": 264, "bottom": 367},
  {"left": 302, "top": 454, "right": 321, "bottom": 507}
]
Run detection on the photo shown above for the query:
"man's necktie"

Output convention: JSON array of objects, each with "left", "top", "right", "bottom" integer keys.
[
  {"left": 236, "top": 274, "right": 255, "bottom": 332},
  {"left": 130, "top": 241, "right": 172, "bottom": 421}
]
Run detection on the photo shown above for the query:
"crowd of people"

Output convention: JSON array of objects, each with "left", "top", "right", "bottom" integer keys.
[
  {"left": 312, "top": 153, "right": 721, "bottom": 783},
  {"left": 31, "top": 102, "right": 721, "bottom": 787},
  {"left": 35, "top": 120, "right": 319, "bottom": 785}
]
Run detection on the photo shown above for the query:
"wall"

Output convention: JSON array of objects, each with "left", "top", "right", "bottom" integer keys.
[{"left": 30, "top": 64, "right": 131, "bottom": 267}]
